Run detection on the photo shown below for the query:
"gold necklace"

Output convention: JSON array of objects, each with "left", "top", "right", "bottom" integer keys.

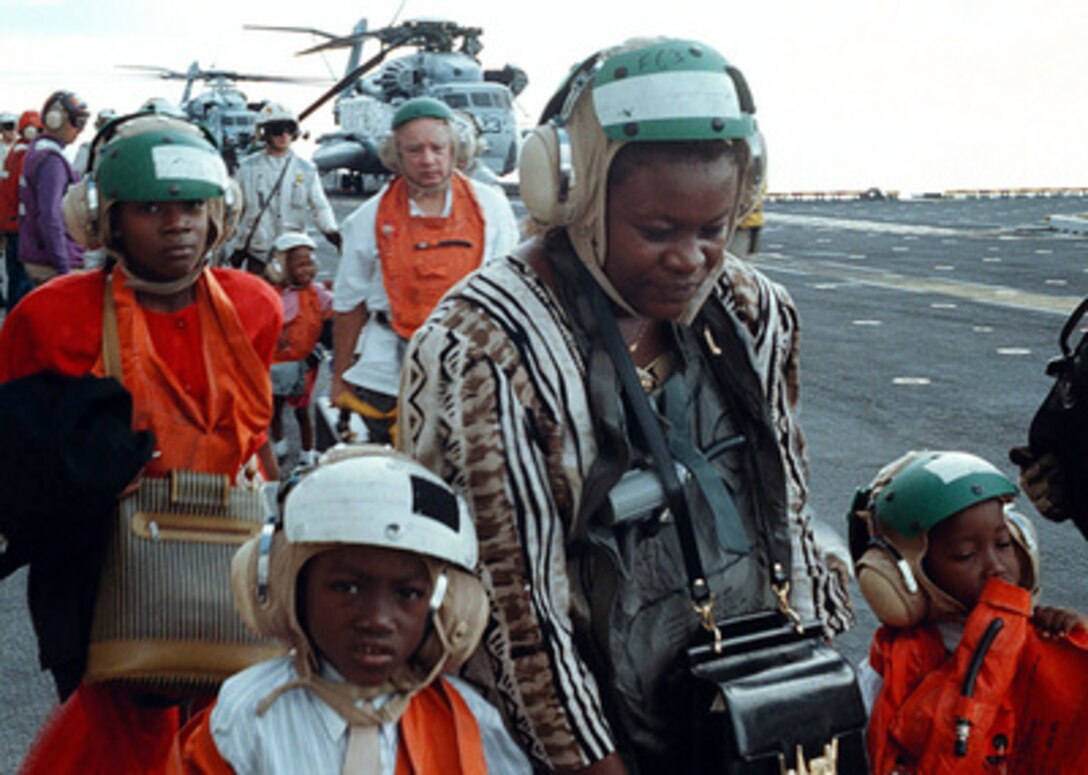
[{"left": 626, "top": 319, "right": 652, "bottom": 356}]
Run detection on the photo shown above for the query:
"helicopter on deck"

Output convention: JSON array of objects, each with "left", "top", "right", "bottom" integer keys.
[
  {"left": 118, "top": 62, "right": 328, "bottom": 172},
  {"left": 248, "top": 17, "right": 527, "bottom": 192}
]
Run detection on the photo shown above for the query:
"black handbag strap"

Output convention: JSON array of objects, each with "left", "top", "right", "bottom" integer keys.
[
  {"left": 586, "top": 280, "right": 714, "bottom": 610},
  {"left": 584, "top": 271, "right": 802, "bottom": 640},
  {"left": 1059, "top": 295, "right": 1088, "bottom": 359},
  {"left": 660, "top": 376, "right": 749, "bottom": 556}
]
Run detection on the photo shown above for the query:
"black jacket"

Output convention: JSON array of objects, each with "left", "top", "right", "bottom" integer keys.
[{"left": 0, "top": 372, "right": 154, "bottom": 697}]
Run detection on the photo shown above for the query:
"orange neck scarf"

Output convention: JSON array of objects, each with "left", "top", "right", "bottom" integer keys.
[{"left": 96, "top": 269, "right": 272, "bottom": 478}]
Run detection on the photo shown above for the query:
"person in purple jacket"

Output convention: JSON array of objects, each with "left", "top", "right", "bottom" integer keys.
[{"left": 18, "top": 90, "right": 89, "bottom": 286}]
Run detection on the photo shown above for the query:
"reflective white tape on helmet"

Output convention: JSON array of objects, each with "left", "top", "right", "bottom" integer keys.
[
  {"left": 592, "top": 71, "right": 741, "bottom": 127},
  {"left": 151, "top": 145, "right": 227, "bottom": 186}
]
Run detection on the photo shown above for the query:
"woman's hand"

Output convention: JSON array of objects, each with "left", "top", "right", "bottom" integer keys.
[{"left": 1033, "top": 604, "right": 1088, "bottom": 638}]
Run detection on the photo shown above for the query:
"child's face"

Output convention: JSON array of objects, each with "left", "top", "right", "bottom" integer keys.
[
  {"left": 285, "top": 247, "right": 316, "bottom": 286},
  {"left": 923, "top": 499, "right": 1022, "bottom": 609},
  {"left": 302, "top": 545, "right": 432, "bottom": 687},
  {"left": 117, "top": 200, "right": 210, "bottom": 281}
]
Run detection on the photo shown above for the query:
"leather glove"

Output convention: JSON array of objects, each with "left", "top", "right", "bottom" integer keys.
[
  {"left": 1010, "top": 446, "right": 1071, "bottom": 523},
  {"left": 325, "top": 230, "right": 343, "bottom": 253}
]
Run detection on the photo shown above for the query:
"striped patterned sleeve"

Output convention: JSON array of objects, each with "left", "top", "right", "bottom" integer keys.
[{"left": 399, "top": 266, "right": 616, "bottom": 769}]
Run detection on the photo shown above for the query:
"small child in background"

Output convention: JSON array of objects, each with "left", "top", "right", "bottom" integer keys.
[
  {"left": 267, "top": 231, "right": 332, "bottom": 471},
  {"left": 848, "top": 450, "right": 1088, "bottom": 774},
  {"left": 170, "top": 445, "right": 531, "bottom": 774}
]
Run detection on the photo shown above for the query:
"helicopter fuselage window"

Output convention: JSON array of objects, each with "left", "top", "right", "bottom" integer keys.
[
  {"left": 470, "top": 93, "right": 492, "bottom": 107},
  {"left": 442, "top": 94, "right": 469, "bottom": 109}
]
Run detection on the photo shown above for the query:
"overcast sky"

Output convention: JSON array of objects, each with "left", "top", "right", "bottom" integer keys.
[{"left": 4, "top": 0, "right": 1086, "bottom": 194}]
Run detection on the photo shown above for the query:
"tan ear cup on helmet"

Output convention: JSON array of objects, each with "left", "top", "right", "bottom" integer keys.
[
  {"left": 856, "top": 546, "right": 929, "bottom": 628},
  {"left": 217, "top": 178, "right": 242, "bottom": 247},
  {"left": 61, "top": 180, "right": 101, "bottom": 249},
  {"left": 265, "top": 252, "right": 286, "bottom": 284},
  {"left": 231, "top": 532, "right": 295, "bottom": 642},
  {"left": 1004, "top": 508, "right": 1040, "bottom": 600},
  {"left": 518, "top": 124, "right": 574, "bottom": 227},
  {"left": 413, "top": 567, "right": 488, "bottom": 674}
]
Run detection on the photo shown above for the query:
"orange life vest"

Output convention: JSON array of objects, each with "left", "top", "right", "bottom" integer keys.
[
  {"left": 868, "top": 578, "right": 1088, "bottom": 775},
  {"left": 376, "top": 172, "right": 485, "bottom": 339},
  {"left": 93, "top": 269, "right": 273, "bottom": 478},
  {"left": 274, "top": 284, "right": 325, "bottom": 363},
  {"left": 169, "top": 677, "right": 489, "bottom": 774}
]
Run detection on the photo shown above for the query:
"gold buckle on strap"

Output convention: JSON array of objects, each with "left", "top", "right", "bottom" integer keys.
[
  {"left": 781, "top": 739, "right": 839, "bottom": 775},
  {"left": 692, "top": 592, "right": 724, "bottom": 654},
  {"left": 772, "top": 562, "right": 804, "bottom": 634}
]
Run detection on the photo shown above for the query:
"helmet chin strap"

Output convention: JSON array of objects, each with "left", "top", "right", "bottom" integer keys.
[{"left": 114, "top": 250, "right": 210, "bottom": 296}]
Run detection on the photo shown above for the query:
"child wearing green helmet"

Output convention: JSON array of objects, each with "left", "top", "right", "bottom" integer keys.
[
  {"left": 849, "top": 450, "right": 1088, "bottom": 774},
  {"left": 6, "top": 112, "right": 283, "bottom": 774}
]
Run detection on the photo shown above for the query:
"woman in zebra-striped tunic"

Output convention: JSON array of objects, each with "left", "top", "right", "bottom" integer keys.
[{"left": 399, "top": 38, "right": 853, "bottom": 773}]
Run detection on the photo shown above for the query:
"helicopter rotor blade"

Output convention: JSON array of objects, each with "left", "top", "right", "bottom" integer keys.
[
  {"left": 243, "top": 24, "right": 338, "bottom": 40},
  {"left": 117, "top": 64, "right": 188, "bottom": 80},
  {"left": 217, "top": 72, "right": 332, "bottom": 85},
  {"left": 298, "top": 45, "right": 394, "bottom": 123},
  {"left": 295, "top": 31, "right": 383, "bottom": 57},
  {"left": 120, "top": 64, "right": 329, "bottom": 86}
]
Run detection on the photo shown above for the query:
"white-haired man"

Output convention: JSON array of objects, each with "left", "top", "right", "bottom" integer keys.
[{"left": 331, "top": 96, "right": 519, "bottom": 444}]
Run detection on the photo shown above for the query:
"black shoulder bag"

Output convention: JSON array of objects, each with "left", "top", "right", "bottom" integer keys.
[
  {"left": 591, "top": 284, "right": 868, "bottom": 774},
  {"left": 1011, "top": 297, "right": 1088, "bottom": 539}
]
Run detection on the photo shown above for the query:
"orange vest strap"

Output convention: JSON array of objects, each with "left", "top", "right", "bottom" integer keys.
[
  {"left": 396, "top": 677, "right": 488, "bottom": 775},
  {"left": 167, "top": 704, "right": 235, "bottom": 775},
  {"left": 275, "top": 285, "right": 325, "bottom": 363},
  {"left": 377, "top": 172, "right": 486, "bottom": 339}
]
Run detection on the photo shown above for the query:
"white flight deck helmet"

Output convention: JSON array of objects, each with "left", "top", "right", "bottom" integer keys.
[
  {"left": 255, "top": 102, "right": 300, "bottom": 141},
  {"left": 231, "top": 445, "right": 487, "bottom": 712},
  {"left": 265, "top": 231, "right": 317, "bottom": 284}
]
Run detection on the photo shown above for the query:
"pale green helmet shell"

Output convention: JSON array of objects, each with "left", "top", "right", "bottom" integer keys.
[
  {"left": 873, "top": 451, "right": 1018, "bottom": 538},
  {"left": 591, "top": 39, "right": 755, "bottom": 142}
]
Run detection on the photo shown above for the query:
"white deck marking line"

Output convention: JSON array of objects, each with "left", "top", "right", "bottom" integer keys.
[
  {"left": 768, "top": 212, "right": 965, "bottom": 236},
  {"left": 753, "top": 254, "right": 1082, "bottom": 316}
]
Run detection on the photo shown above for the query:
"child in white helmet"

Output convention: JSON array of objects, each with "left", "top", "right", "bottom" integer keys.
[
  {"left": 849, "top": 450, "right": 1088, "bottom": 774},
  {"left": 267, "top": 230, "right": 333, "bottom": 470},
  {"left": 171, "top": 446, "right": 530, "bottom": 774}
]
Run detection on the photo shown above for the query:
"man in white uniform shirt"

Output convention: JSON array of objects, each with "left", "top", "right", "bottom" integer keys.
[
  {"left": 232, "top": 102, "right": 341, "bottom": 273},
  {"left": 331, "top": 97, "right": 518, "bottom": 444}
]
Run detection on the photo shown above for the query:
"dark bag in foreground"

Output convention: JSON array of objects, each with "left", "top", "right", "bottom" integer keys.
[
  {"left": 84, "top": 471, "right": 284, "bottom": 692},
  {"left": 1013, "top": 296, "right": 1088, "bottom": 537},
  {"left": 673, "top": 611, "right": 867, "bottom": 774}
]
